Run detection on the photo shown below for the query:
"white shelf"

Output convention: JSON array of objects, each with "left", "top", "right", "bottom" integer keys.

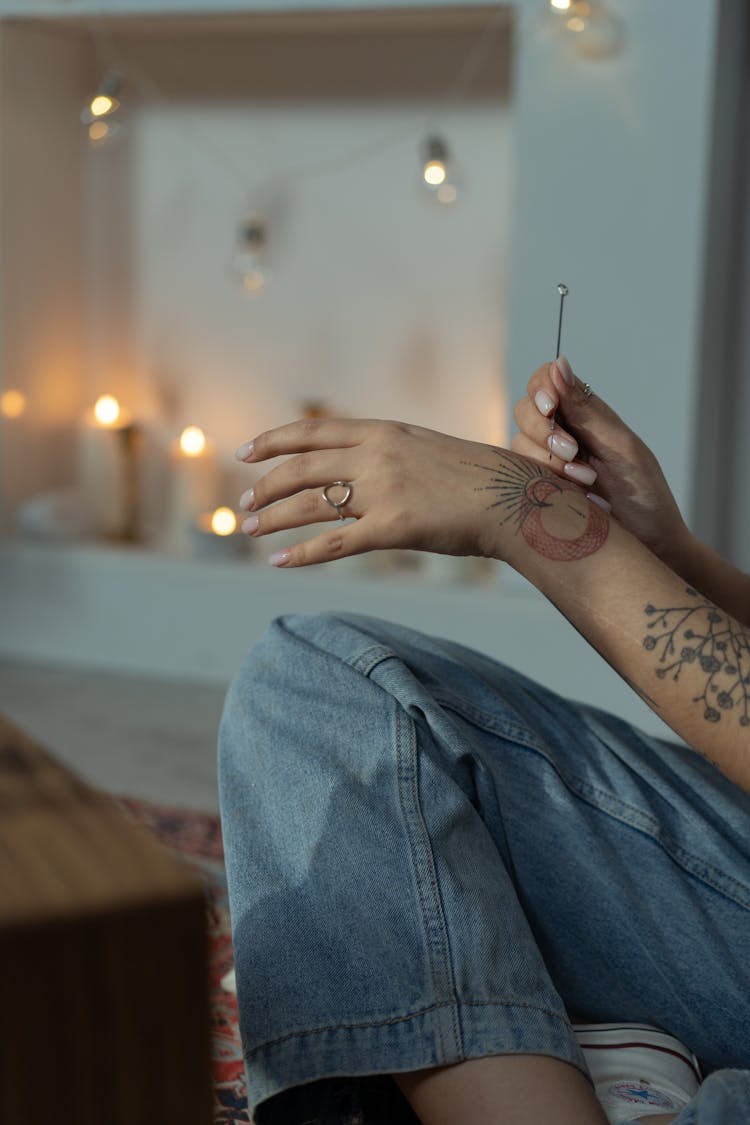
[{"left": 0, "top": 538, "right": 676, "bottom": 744}]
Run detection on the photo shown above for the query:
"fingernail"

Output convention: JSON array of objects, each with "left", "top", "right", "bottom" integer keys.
[
  {"left": 548, "top": 432, "right": 578, "bottom": 462},
  {"left": 239, "top": 488, "right": 255, "bottom": 510},
  {"left": 554, "top": 356, "right": 576, "bottom": 387},
  {"left": 241, "top": 514, "right": 259, "bottom": 534},
  {"left": 235, "top": 440, "right": 254, "bottom": 461},
  {"left": 586, "top": 492, "right": 612, "bottom": 512},
  {"left": 535, "top": 390, "right": 556, "bottom": 417},
  {"left": 269, "top": 549, "right": 291, "bottom": 567},
  {"left": 564, "top": 461, "right": 597, "bottom": 486}
]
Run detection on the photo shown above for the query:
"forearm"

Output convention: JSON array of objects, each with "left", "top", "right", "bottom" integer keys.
[
  {"left": 495, "top": 478, "right": 750, "bottom": 793},
  {"left": 659, "top": 530, "right": 750, "bottom": 628}
]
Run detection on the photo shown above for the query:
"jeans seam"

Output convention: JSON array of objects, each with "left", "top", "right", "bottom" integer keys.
[
  {"left": 243, "top": 998, "right": 575, "bottom": 1058},
  {"left": 394, "top": 702, "right": 463, "bottom": 1060}
]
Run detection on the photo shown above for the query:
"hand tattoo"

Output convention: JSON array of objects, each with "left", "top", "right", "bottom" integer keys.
[
  {"left": 468, "top": 452, "right": 609, "bottom": 561},
  {"left": 643, "top": 586, "right": 750, "bottom": 727}
]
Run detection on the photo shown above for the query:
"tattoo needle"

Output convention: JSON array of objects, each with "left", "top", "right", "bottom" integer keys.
[{"left": 550, "top": 282, "right": 568, "bottom": 459}]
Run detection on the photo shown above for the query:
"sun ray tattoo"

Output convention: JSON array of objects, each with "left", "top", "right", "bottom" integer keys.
[
  {"left": 465, "top": 452, "right": 609, "bottom": 561},
  {"left": 643, "top": 586, "right": 750, "bottom": 727}
]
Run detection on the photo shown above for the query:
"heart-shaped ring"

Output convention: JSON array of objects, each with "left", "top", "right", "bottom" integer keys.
[{"left": 322, "top": 481, "right": 353, "bottom": 519}]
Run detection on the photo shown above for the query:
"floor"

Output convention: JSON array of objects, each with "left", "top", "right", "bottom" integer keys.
[{"left": 0, "top": 658, "right": 227, "bottom": 813}]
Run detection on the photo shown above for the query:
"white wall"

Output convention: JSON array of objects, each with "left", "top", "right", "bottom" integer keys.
[
  {"left": 5, "top": 16, "right": 512, "bottom": 525},
  {"left": 506, "top": 0, "right": 740, "bottom": 547}
]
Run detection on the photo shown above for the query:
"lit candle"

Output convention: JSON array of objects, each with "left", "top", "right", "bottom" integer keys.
[
  {"left": 164, "top": 425, "right": 218, "bottom": 554},
  {"left": 79, "top": 395, "right": 138, "bottom": 539},
  {"left": 0, "top": 389, "right": 27, "bottom": 418},
  {"left": 192, "top": 506, "right": 248, "bottom": 560}
]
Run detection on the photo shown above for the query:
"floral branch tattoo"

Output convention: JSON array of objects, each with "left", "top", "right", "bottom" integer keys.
[
  {"left": 466, "top": 452, "right": 609, "bottom": 561},
  {"left": 643, "top": 586, "right": 750, "bottom": 726}
]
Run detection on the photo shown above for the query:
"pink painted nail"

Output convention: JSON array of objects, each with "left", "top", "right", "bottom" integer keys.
[
  {"left": 564, "top": 461, "right": 597, "bottom": 486},
  {"left": 554, "top": 355, "right": 576, "bottom": 387},
  {"left": 548, "top": 432, "right": 577, "bottom": 462},
  {"left": 235, "top": 440, "right": 255, "bottom": 461},
  {"left": 239, "top": 488, "right": 255, "bottom": 510},
  {"left": 535, "top": 390, "right": 556, "bottom": 417},
  {"left": 269, "top": 549, "right": 291, "bottom": 567},
  {"left": 241, "top": 515, "right": 259, "bottom": 534},
  {"left": 586, "top": 492, "right": 612, "bottom": 512}
]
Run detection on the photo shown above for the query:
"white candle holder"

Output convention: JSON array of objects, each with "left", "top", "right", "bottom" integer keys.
[{"left": 192, "top": 508, "right": 249, "bottom": 561}]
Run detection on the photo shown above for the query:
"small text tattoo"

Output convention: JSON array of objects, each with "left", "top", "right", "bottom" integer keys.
[
  {"left": 467, "top": 452, "right": 609, "bottom": 561},
  {"left": 643, "top": 586, "right": 750, "bottom": 726}
]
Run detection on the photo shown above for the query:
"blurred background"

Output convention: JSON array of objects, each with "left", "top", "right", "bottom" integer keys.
[{"left": 0, "top": 0, "right": 747, "bottom": 812}]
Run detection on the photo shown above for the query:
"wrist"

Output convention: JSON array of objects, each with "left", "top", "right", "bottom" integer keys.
[{"left": 655, "top": 522, "right": 698, "bottom": 578}]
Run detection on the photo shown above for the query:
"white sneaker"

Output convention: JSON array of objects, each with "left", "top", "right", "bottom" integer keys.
[
  {"left": 221, "top": 966, "right": 237, "bottom": 994},
  {"left": 572, "top": 1022, "right": 702, "bottom": 1123}
]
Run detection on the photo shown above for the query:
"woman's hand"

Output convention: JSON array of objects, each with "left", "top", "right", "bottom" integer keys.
[
  {"left": 235, "top": 417, "right": 600, "bottom": 569},
  {"left": 512, "top": 356, "right": 690, "bottom": 563}
]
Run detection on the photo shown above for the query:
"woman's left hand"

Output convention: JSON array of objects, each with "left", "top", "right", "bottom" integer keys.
[{"left": 235, "top": 417, "right": 538, "bottom": 568}]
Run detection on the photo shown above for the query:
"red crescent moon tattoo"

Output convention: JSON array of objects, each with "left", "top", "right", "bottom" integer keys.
[{"left": 468, "top": 453, "right": 609, "bottom": 561}]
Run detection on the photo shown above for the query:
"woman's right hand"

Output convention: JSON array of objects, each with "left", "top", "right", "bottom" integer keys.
[{"left": 511, "top": 355, "right": 690, "bottom": 563}]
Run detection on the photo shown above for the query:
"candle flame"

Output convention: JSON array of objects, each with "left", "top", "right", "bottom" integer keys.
[
  {"left": 93, "top": 394, "right": 121, "bottom": 426},
  {"left": 211, "top": 507, "right": 237, "bottom": 536},
  {"left": 1, "top": 389, "right": 27, "bottom": 418},
  {"left": 179, "top": 425, "right": 207, "bottom": 456}
]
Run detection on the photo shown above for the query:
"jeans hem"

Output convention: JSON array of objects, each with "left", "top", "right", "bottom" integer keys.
[{"left": 243, "top": 999, "right": 589, "bottom": 1118}]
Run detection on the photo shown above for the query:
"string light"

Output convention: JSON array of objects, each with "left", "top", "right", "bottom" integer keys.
[
  {"left": 549, "top": 0, "right": 625, "bottom": 58},
  {"left": 565, "top": 1, "right": 591, "bottom": 33},
  {"left": 81, "top": 71, "right": 123, "bottom": 145},
  {"left": 232, "top": 216, "right": 269, "bottom": 295},
  {"left": 421, "top": 136, "right": 459, "bottom": 205}
]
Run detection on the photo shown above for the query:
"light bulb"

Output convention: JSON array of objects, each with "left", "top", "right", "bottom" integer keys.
[
  {"left": 90, "top": 94, "right": 119, "bottom": 119},
  {"left": 232, "top": 216, "right": 268, "bottom": 295},
  {"left": 421, "top": 137, "right": 459, "bottom": 206},
  {"left": 0, "top": 388, "right": 27, "bottom": 418},
  {"left": 93, "top": 394, "right": 121, "bottom": 426},
  {"left": 423, "top": 160, "right": 447, "bottom": 187},
  {"left": 82, "top": 72, "right": 123, "bottom": 146},
  {"left": 179, "top": 426, "right": 207, "bottom": 457},
  {"left": 210, "top": 507, "right": 237, "bottom": 536}
]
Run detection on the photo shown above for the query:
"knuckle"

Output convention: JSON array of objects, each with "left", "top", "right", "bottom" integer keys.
[
  {"left": 292, "top": 452, "right": 310, "bottom": 480},
  {"left": 325, "top": 533, "right": 347, "bottom": 558},
  {"left": 374, "top": 419, "right": 405, "bottom": 447},
  {"left": 304, "top": 490, "right": 321, "bottom": 516},
  {"left": 297, "top": 418, "right": 322, "bottom": 441}
]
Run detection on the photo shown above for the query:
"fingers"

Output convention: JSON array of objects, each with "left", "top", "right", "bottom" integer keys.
[
  {"left": 265, "top": 518, "right": 373, "bottom": 568},
  {"left": 235, "top": 417, "right": 372, "bottom": 463},
  {"left": 513, "top": 395, "right": 581, "bottom": 464},
  {"left": 510, "top": 432, "right": 598, "bottom": 487},
  {"left": 239, "top": 485, "right": 352, "bottom": 537},
  {"left": 241, "top": 449, "right": 358, "bottom": 513}
]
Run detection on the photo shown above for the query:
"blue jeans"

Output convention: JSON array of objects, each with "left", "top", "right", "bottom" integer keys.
[{"left": 218, "top": 613, "right": 750, "bottom": 1124}]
